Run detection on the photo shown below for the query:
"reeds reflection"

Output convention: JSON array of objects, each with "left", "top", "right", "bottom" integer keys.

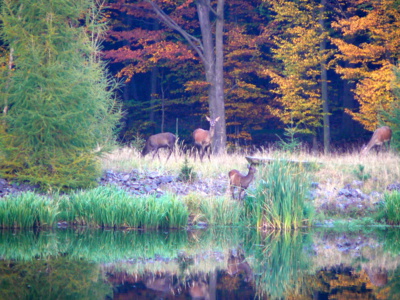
[{"left": 0, "top": 228, "right": 398, "bottom": 299}]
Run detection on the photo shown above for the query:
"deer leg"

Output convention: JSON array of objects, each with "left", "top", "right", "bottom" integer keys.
[
  {"left": 152, "top": 148, "right": 161, "bottom": 161},
  {"left": 199, "top": 146, "right": 205, "bottom": 162},
  {"left": 238, "top": 188, "right": 245, "bottom": 201},
  {"left": 230, "top": 185, "right": 236, "bottom": 200},
  {"left": 386, "top": 140, "right": 391, "bottom": 151},
  {"left": 166, "top": 146, "right": 173, "bottom": 162},
  {"left": 151, "top": 148, "right": 157, "bottom": 160}
]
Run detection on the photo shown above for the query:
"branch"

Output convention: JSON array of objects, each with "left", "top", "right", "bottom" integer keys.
[{"left": 145, "top": 0, "right": 206, "bottom": 64}]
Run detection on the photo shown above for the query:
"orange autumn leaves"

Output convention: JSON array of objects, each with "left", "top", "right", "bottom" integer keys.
[{"left": 331, "top": 0, "right": 400, "bottom": 130}]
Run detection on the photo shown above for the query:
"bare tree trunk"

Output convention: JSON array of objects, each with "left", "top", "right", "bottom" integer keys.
[
  {"left": 146, "top": 0, "right": 226, "bottom": 153},
  {"left": 320, "top": 0, "right": 330, "bottom": 154},
  {"left": 149, "top": 66, "right": 158, "bottom": 133},
  {"left": 160, "top": 78, "right": 165, "bottom": 133},
  {"left": 214, "top": 0, "right": 226, "bottom": 154}
]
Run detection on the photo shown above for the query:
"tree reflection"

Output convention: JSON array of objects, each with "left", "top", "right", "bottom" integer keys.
[{"left": 0, "top": 258, "right": 112, "bottom": 299}]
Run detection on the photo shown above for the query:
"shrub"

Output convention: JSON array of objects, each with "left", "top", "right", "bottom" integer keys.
[{"left": 178, "top": 157, "right": 197, "bottom": 182}]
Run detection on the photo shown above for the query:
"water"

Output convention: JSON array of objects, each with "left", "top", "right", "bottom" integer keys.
[{"left": 0, "top": 227, "right": 399, "bottom": 299}]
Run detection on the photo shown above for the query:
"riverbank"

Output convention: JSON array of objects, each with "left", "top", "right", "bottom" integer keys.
[{"left": 1, "top": 147, "right": 399, "bottom": 226}]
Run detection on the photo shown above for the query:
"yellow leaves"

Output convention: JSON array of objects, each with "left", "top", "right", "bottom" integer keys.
[
  {"left": 347, "top": 62, "right": 396, "bottom": 130},
  {"left": 184, "top": 80, "right": 209, "bottom": 92},
  {"left": 333, "top": 0, "right": 400, "bottom": 129}
]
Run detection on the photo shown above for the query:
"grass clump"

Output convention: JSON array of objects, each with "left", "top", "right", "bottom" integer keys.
[
  {"left": 199, "top": 196, "right": 243, "bottom": 225},
  {"left": 0, "top": 192, "right": 58, "bottom": 228},
  {"left": 375, "top": 191, "right": 400, "bottom": 225},
  {"left": 59, "top": 186, "right": 189, "bottom": 229},
  {"left": 183, "top": 193, "right": 243, "bottom": 226},
  {"left": 245, "top": 161, "right": 314, "bottom": 230}
]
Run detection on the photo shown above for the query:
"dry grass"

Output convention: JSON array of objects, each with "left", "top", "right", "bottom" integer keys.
[{"left": 101, "top": 146, "right": 400, "bottom": 196}]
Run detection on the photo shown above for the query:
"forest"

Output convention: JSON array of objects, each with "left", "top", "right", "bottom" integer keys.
[
  {"left": 102, "top": 0, "right": 400, "bottom": 152},
  {"left": 0, "top": 0, "right": 400, "bottom": 189}
]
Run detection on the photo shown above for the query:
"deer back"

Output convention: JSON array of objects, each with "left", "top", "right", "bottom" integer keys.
[
  {"left": 193, "top": 128, "right": 211, "bottom": 146},
  {"left": 142, "top": 132, "right": 176, "bottom": 156},
  {"left": 229, "top": 166, "right": 256, "bottom": 188},
  {"left": 361, "top": 126, "right": 392, "bottom": 154}
]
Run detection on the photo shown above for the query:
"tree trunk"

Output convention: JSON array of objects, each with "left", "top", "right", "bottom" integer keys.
[
  {"left": 214, "top": 0, "right": 226, "bottom": 154},
  {"left": 320, "top": 0, "right": 330, "bottom": 154},
  {"left": 147, "top": 0, "right": 226, "bottom": 153},
  {"left": 149, "top": 66, "right": 158, "bottom": 133}
]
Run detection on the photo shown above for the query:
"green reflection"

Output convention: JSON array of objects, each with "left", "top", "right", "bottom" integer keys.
[
  {"left": 0, "top": 258, "right": 112, "bottom": 300},
  {"left": 246, "top": 230, "right": 313, "bottom": 299},
  {"left": 0, "top": 228, "right": 398, "bottom": 299}
]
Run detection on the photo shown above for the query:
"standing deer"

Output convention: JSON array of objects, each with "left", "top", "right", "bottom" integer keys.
[
  {"left": 193, "top": 116, "right": 220, "bottom": 162},
  {"left": 361, "top": 126, "right": 392, "bottom": 155},
  {"left": 141, "top": 132, "right": 176, "bottom": 162},
  {"left": 229, "top": 165, "right": 257, "bottom": 201}
]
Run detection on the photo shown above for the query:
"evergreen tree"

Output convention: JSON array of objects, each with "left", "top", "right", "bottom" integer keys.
[{"left": 0, "top": 0, "right": 120, "bottom": 190}]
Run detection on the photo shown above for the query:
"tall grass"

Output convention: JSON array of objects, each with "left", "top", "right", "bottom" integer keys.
[
  {"left": 199, "top": 196, "right": 243, "bottom": 225},
  {"left": 59, "top": 186, "right": 189, "bottom": 229},
  {"left": 0, "top": 192, "right": 58, "bottom": 228},
  {"left": 182, "top": 193, "right": 244, "bottom": 226},
  {"left": 378, "top": 191, "right": 400, "bottom": 225},
  {"left": 245, "top": 161, "right": 313, "bottom": 230}
]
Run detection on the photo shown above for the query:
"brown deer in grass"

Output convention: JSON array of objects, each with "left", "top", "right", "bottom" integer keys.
[
  {"left": 141, "top": 132, "right": 176, "bottom": 162},
  {"left": 361, "top": 126, "right": 392, "bottom": 155},
  {"left": 193, "top": 116, "right": 220, "bottom": 162},
  {"left": 229, "top": 165, "right": 257, "bottom": 201}
]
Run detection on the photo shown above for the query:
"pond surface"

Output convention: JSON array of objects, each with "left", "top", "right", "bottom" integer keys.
[{"left": 0, "top": 227, "right": 399, "bottom": 299}]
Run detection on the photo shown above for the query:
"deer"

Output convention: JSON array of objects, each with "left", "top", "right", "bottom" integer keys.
[
  {"left": 229, "top": 165, "right": 257, "bottom": 201},
  {"left": 227, "top": 249, "right": 253, "bottom": 283},
  {"left": 192, "top": 116, "right": 220, "bottom": 162},
  {"left": 360, "top": 126, "right": 392, "bottom": 155},
  {"left": 141, "top": 132, "right": 176, "bottom": 162}
]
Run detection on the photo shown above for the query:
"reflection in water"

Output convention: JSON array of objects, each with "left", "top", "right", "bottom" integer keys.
[
  {"left": 226, "top": 247, "right": 253, "bottom": 283},
  {"left": 0, "top": 228, "right": 399, "bottom": 299}
]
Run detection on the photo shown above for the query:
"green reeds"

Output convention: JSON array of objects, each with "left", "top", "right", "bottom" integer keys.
[
  {"left": 245, "top": 161, "right": 313, "bottom": 230},
  {"left": 59, "top": 186, "right": 189, "bottom": 229},
  {"left": 199, "top": 196, "right": 243, "bottom": 225},
  {"left": 380, "top": 191, "right": 400, "bottom": 225},
  {"left": 0, "top": 192, "right": 58, "bottom": 228}
]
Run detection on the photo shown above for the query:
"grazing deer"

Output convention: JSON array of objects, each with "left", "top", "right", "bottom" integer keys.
[
  {"left": 361, "top": 126, "right": 392, "bottom": 155},
  {"left": 193, "top": 116, "right": 220, "bottom": 162},
  {"left": 141, "top": 132, "right": 176, "bottom": 162},
  {"left": 229, "top": 165, "right": 257, "bottom": 201}
]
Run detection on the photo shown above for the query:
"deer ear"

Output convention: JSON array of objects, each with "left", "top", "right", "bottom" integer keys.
[
  {"left": 206, "top": 116, "right": 211, "bottom": 122},
  {"left": 215, "top": 116, "right": 220, "bottom": 122}
]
